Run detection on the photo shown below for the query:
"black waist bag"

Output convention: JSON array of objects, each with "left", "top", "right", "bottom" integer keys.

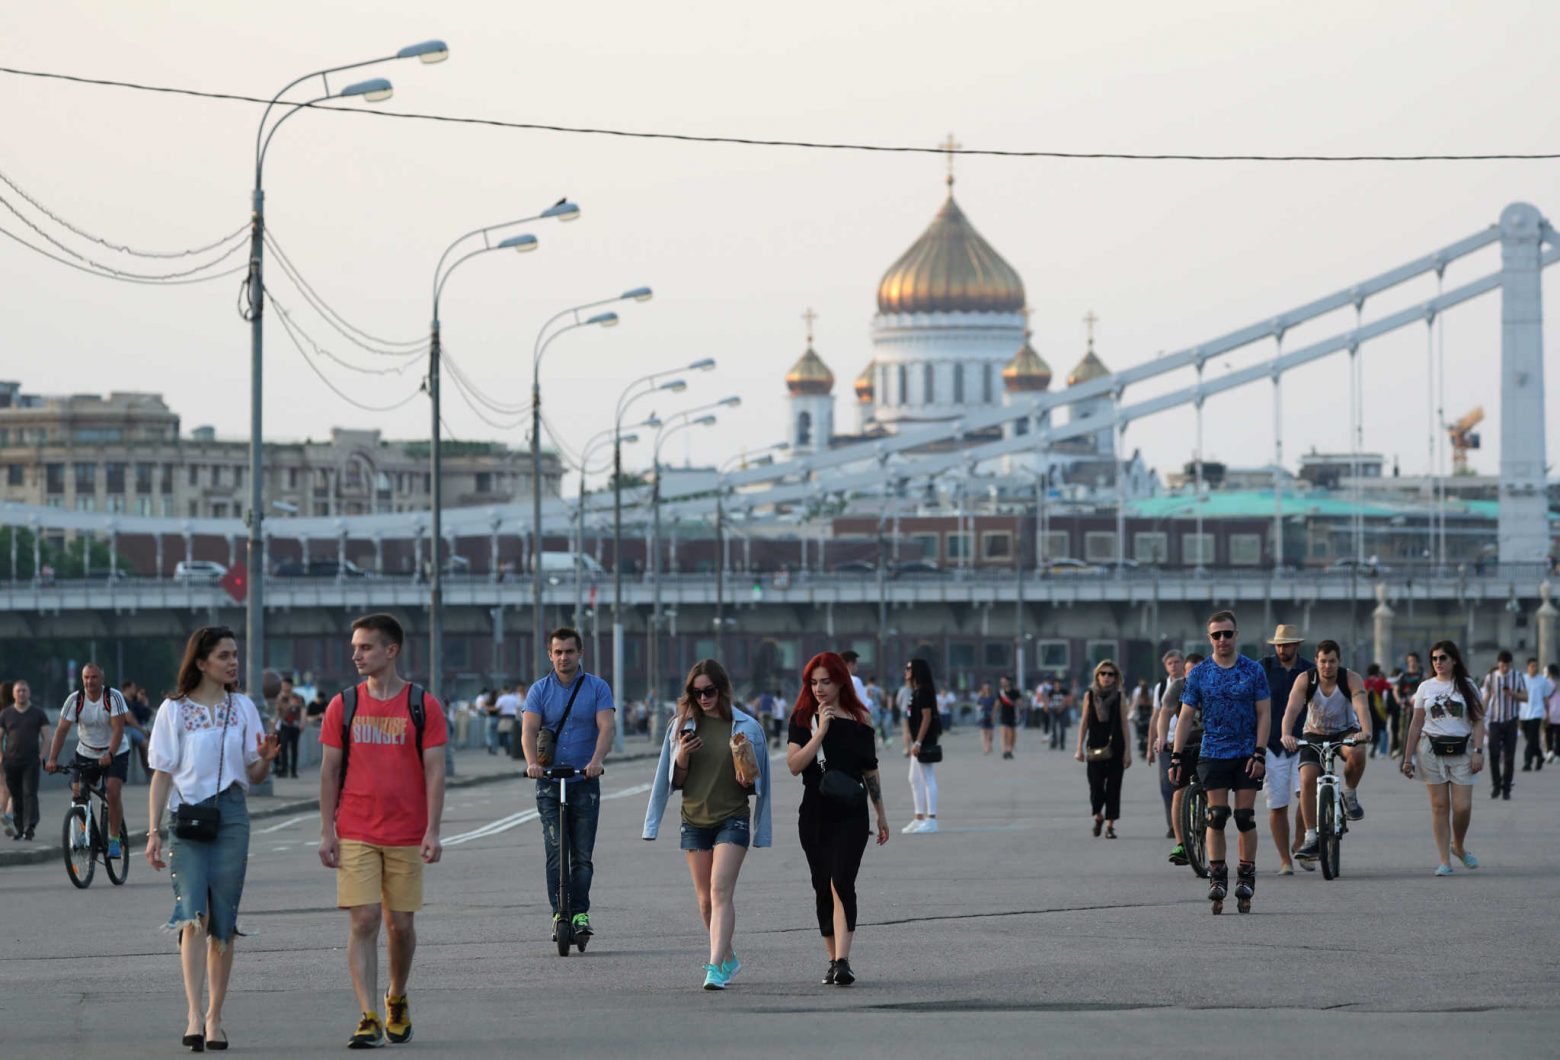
[{"left": 1429, "top": 734, "right": 1470, "bottom": 757}]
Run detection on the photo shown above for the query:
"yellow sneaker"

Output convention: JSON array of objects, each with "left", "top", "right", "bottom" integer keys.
[
  {"left": 348, "top": 1011, "right": 384, "bottom": 1049},
  {"left": 384, "top": 992, "right": 412, "bottom": 1044}
]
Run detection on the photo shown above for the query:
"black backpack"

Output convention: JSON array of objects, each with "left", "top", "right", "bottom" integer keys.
[
  {"left": 337, "top": 682, "right": 426, "bottom": 793},
  {"left": 1305, "top": 668, "right": 1353, "bottom": 703}
]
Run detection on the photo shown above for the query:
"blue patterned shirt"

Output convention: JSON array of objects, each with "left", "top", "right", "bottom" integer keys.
[{"left": 1181, "top": 654, "right": 1270, "bottom": 759}]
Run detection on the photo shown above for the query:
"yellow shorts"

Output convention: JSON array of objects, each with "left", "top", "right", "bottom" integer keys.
[{"left": 337, "top": 840, "right": 424, "bottom": 912}]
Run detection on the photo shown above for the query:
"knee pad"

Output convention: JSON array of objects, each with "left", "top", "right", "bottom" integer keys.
[
  {"left": 1233, "top": 808, "right": 1257, "bottom": 833},
  {"left": 1206, "top": 805, "right": 1232, "bottom": 832}
]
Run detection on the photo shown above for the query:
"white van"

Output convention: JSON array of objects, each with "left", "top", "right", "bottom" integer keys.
[{"left": 538, "top": 551, "right": 605, "bottom": 574}]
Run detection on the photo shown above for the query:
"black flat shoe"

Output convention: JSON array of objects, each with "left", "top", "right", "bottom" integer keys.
[
  {"left": 1093, "top": 816, "right": 1104, "bottom": 837},
  {"left": 821, "top": 960, "right": 838, "bottom": 985},
  {"left": 206, "top": 1029, "right": 228, "bottom": 1051},
  {"left": 832, "top": 958, "right": 856, "bottom": 986},
  {"left": 181, "top": 1032, "right": 204, "bottom": 1052},
  {"left": 1105, "top": 826, "right": 1117, "bottom": 839}
]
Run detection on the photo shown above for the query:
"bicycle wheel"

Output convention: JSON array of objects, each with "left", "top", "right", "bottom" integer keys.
[
  {"left": 1319, "top": 795, "right": 1339, "bottom": 880},
  {"left": 1181, "top": 784, "right": 1209, "bottom": 879},
  {"left": 63, "top": 806, "right": 94, "bottom": 889},
  {"left": 103, "top": 813, "right": 130, "bottom": 886}
]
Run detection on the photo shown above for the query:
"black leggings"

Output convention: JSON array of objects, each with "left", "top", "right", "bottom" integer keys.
[
  {"left": 1087, "top": 756, "right": 1125, "bottom": 820},
  {"left": 799, "top": 809, "right": 870, "bottom": 937}
]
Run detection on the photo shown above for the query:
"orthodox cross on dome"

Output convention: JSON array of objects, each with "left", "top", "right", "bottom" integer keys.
[
  {"left": 1022, "top": 304, "right": 1034, "bottom": 339},
  {"left": 802, "top": 306, "right": 817, "bottom": 346},
  {"left": 939, "top": 132, "right": 961, "bottom": 189},
  {"left": 1083, "top": 309, "right": 1099, "bottom": 351}
]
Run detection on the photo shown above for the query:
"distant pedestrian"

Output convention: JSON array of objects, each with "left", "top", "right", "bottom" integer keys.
[
  {"left": 317, "top": 613, "right": 448, "bottom": 1049},
  {"left": 1480, "top": 650, "right": 1525, "bottom": 800},
  {"left": 901, "top": 658, "right": 943, "bottom": 834},
  {"left": 1258, "top": 625, "right": 1315, "bottom": 875},
  {"left": 1546, "top": 664, "right": 1560, "bottom": 763},
  {"left": 1400, "top": 640, "right": 1485, "bottom": 875},
  {"left": 496, "top": 682, "right": 522, "bottom": 757},
  {"left": 1048, "top": 680, "right": 1071, "bottom": 750},
  {"left": 787, "top": 651, "right": 889, "bottom": 987},
  {"left": 474, "top": 688, "right": 498, "bottom": 754},
  {"left": 1364, "top": 664, "right": 1392, "bottom": 758},
  {"left": 122, "top": 680, "right": 154, "bottom": 782},
  {"left": 145, "top": 626, "right": 279, "bottom": 1052},
  {"left": 1519, "top": 657, "right": 1551, "bottom": 773},
  {"left": 1131, "top": 678, "right": 1153, "bottom": 758},
  {"left": 1074, "top": 659, "right": 1132, "bottom": 838},
  {"left": 275, "top": 676, "right": 303, "bottom": 779},
  {"left": 997, "top": 675, "right": 1020, "bottom": 759},
  {"left": 1, "top": 680, "right": 49, "bottom": 841},
  {"left": 642, "top": 659, "right": 772, "bottom": 990},
  {"left": 1148, "top": 650, "right": 1185, "bottom": 839},
  {"left": 1392, "top": 652, "right": 1427, "bottom": 756},
  {"left": 975, "top": 681, "right": 996, "bottom": 755}
]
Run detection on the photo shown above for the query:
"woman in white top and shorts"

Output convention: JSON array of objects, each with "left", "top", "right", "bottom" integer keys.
[
  {"left": 1400, "top": 640, "right": 1486, "bottom": 877},
  {"left": 146, "top": 626, "right": 278, "bottom": 1052}
]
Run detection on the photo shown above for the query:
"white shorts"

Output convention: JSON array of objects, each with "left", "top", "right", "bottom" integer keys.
[{"left": 1265, "top": 750, "right": 1301, "bottom": 809}]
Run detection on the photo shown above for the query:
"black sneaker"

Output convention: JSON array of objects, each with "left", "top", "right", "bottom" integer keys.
[
  {"left": 832, "top": 959, "right": 856, "bottom": 986},
  {"left": 821, "top": 960, "right": 838, "bottom": 985},
  {"left": 1296, "top": 838, "right": 1319, "bottom": 861}
]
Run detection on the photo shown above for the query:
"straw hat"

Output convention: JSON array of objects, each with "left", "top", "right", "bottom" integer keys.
[{"left": 1266, "top": 624, "right": 1304, "bottom": 645}]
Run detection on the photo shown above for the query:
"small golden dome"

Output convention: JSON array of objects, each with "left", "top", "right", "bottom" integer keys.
[
  {"left": 1068, "top": 311, "right": 1110, "bottom": 386},
  {"left": 786, "top": 346, "right": 835, "bottom": 395},
  {"left": 853, "top": 361, "right": 875, "bottom": 403},
  {"left": 1002, "top": 336, "right": 1051, "bottom": 392},
  {"left": 876, "top": 192, "right": 1025, "bottom": 315}
]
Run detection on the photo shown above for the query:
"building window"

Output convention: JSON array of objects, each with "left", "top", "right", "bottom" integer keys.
[
  {"left": 134, "top": 463, "right": 153, "bottom": 493},
  {"left": 897, "top": 364, "right": 908, "bottom": 406},
  {"left": 1040, "top": 530, "right": 1070, "bottom": 560},
  {"left": 188, "top": 465, "right": 199, "bottom": 487},
  {"left": 983, "top": 363, "right": 994, "bottom": 403},
  {"left": 1035, "top": 639, "right": 1069, "bottom": 671},
  {"left": 137, "top": 497, "right": 153, "bottom": 516},
  {"left": 1084, "top": 531, "right": 1117, "bottom": 563},
  {"left": 1086, "top": 640, "right": 1120, "bottom": 669},
  {"left": 188, "top": 501, "right": 199, "bottom": 517},
  {"left": 1229, "top": 533, "right": 1263, "bottom": 566},
  {"left": 74, "top": 495, "right": 95, "bottom": 512},
  {"left": 212, "top": 501, "right": 228, "bottom": 518},
  {"left": 105, "top": 463, "right": 126, "bottom": 494},
  {"left": 1182, "top": 532, "right": 1215, "bottom": 565},
  {"left": 908, "top": 533, "right": 939, "bottom": 560},
  {"left": 1015, "top": 417, "right": 1029, "bottom": 436},
  {"left": 74, "top": 462, "right": 96, "bottom": 493},
  {"left": 923, "top": 362, "right": 935, "bottom": 404},
  {"left": 105, "top": 496, "right": 125, "bottom": 513},
  {"left": 982, "top": 531, "right": 1012, "bottom": 560},
  {"left": 953, "top": 363, "right": 965, "bottom": 404},
  {"left": 984, "top": 642, "right": 1012, "bottom": 668},
  {"left": 475, "top": 472, "right": 493, "bottom": 494},
  {"left": 795, "top": 412, "right": 812, "bottom": 448},
  {"left": 6, "top": 464, "right": 22, "bottom": 487},
  {"left": 288, "top": 468, "right": 299, "bottom": 489},
  {"left": 162, "top": 497, "right": 175, "bottom": 517},
  {"left": 160, "top": 465, "right": 173, "bottom": 493},
  {"left": 1134, "top": 532, "right": 1169, "bottom": 564},
  {"left": 948, "top": 641, "right": 976, "bottom": 670},
  {"left": 946, "top": 532, "right": 973, "bottom": 560}
]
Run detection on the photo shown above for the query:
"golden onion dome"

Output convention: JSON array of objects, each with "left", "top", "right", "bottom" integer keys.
[
  {"left": 1068, "top": 311, "right": 1111, "bottom": 386},
  {"left": 853, "top": 360, "right": 875, "bottom": 403},
  {"left": 786, "top": 346, "right": 835, "bottom": 395},
  {"left": 876, "top": 192, "right": 1026, "bottom": 315},
  {"left": 1002, "top": 335, "right": 1051, "bottom": 392}
]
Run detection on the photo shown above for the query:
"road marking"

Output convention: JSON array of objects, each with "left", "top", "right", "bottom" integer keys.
[{"left": 255, "top": 813, "right": 314, "bottom": 834}]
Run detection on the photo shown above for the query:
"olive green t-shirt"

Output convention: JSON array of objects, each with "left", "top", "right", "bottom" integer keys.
[{"left": 681, "top": 714, "right": 751, "bottom": 828}]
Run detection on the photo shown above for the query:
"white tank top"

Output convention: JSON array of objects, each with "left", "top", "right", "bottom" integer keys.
[{"left": 1306, "top": 679, "right": 1353, "bottom": 733}]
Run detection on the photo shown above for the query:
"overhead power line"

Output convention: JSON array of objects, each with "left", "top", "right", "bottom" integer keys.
[
  {"left": 0, "top": 218, "right": 246, "bottom": 285},
  {"left": 263, "top": 229, "right": 427, "bottom": 357},
  {"left": 270, "top": 291, "right": 424, "bottom": 412},
  {"left": 2, "top": 64, "right": 1557, "bottom": 164}
]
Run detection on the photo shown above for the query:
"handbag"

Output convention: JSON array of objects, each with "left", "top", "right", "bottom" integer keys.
[
  {"left": 535, "top": 675, "right": 587, "bottom": 767},
  {"left": 1428, "top": 733, "right": 1470, "bottom": 757},
  {"left": 174, "top": 694, "right": 230, "bottom": 843},
  {"left": 916, "top": 743, "right": 944, "bottom": 764},
  {"left": 819, "top": 767, "right": 867, "bottom": 810},
  {"left": 1086, "top": 744, "right": 1113, "bottom": 761}
]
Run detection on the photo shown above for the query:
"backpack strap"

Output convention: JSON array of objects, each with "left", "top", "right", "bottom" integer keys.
[
  {"left": 407, "top": 683, "right": 427, "bottom": 759},
  {"left": 336, "top": 684, "right": 360, "bottom": 795}
]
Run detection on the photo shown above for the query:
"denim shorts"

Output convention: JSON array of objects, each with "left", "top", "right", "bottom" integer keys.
[
  {"left": 164, "top": 785, "right": 250, "bottom": 946},
  {"left": 679, "top": 813, "right": 751, "bottom": 851}
]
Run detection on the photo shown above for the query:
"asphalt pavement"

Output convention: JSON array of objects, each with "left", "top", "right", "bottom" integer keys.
[{"left": 1, "top": 728, "right": 1556, "bottom": 1058}]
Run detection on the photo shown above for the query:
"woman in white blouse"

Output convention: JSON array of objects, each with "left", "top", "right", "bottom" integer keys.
[{"left": 145, "top": 626, "right": 278, "bottom": 1052}]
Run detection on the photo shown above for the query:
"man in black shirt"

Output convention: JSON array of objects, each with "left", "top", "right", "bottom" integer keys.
[
  {"left": 1393, "top": 653, "right": 1426, "bottom": 758},
  {"left": 1258, "top": 625, "right": 1315, "bottom": 875},
  {"left": 1, "top": 680, "right": 50, "bottom": 840}
]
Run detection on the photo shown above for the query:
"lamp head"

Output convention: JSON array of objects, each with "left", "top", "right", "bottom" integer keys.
[
  {"left": 620, "top": 433, "right": 640, "bottom": 445},
  {"left": 340, "top": 77, "right": 394, "bottom": 103},
  {"left": 689, "top": 357, "right": 716, "bottom": 371},
  {"left": 397, "top": 40, "right": 450, "bottom": 63},
  {"left": 694, "top": 415, "right": 718, "bottom": 427},
  {"left": 500, "top": 233, "right": 539, "bottom": 253},
  {"left": 775, "top": 442, "right": 791, "bottom": 451},
  {"left": 541, "top": 200, "right": 582, "bottom": 222},
  {"left": 719, "top": 395, "right": 742, "bottom": 408},
  {"left": 642, "top": 415, "right": 663, "bottom": 429},
  {"left": 622, "top": 286, "right": 653, "bottom": 302},
  {"left": 587, "top": 311, "right": 619, "bottom": 328},
  {"left": 659, "top": 379, "right": 687, "bottom": 393}
]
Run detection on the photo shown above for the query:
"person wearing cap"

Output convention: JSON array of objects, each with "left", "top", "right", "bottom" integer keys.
[{"left": 1258, "top": 625, "right": 1314, "bottom": 874}]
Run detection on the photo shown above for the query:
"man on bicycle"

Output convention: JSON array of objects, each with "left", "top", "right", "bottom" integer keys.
[
  {"left": 1171, "top": 611, "right": 1270, "bottom": 912},
  {"left": 45, "top": 664, "right": 130, "bottom": 858},
  {"left": 1279, "top": 639, "right": 1372, "bottom": 866}
]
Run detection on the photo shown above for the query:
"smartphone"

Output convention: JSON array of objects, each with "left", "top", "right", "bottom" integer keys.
[{"left": 680, "top": 717, "right": 698, "bottom": 739}]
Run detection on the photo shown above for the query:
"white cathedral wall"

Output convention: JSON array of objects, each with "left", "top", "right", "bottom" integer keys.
[{"left": 869, "top": 310, "right": 1025, "bottom": 424}]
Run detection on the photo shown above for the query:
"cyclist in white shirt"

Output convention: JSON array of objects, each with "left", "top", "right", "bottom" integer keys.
[{"left": 46, "top": 664, "right": 131, "bottom": 856}]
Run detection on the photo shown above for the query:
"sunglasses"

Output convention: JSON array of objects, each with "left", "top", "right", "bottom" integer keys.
[
  {"left": 1209, "top": 630, "right": 1236, "bottom": 641},
  {"left": 691, "top": 686, "right": 719, "bottom": 700},
  {"left": 1098, "top": 671, "right": 1118, "bottom": 678},
  {"left": 1430, "top": 654, "right": 1451, "bottom": 663}
]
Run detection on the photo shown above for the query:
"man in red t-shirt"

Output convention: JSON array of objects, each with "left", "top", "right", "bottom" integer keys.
[{"left": 318, "top": 613, "right": 447, "bottom": 1049}]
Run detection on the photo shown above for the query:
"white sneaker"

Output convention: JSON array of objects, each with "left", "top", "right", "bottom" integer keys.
[
  {"left": 919, "top": 819, "right": 939, "bottom": 834},
  {"left": 901, "top": 819, "right": 925, "bottom": 834}
]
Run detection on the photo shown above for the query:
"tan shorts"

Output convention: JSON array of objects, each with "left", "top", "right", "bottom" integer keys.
[
  {"left": 1417, "top": 735, "right": 1475, "bottom": 786},
  {"left": 337, "top": 840, "right": 424, "bottom": 911}
]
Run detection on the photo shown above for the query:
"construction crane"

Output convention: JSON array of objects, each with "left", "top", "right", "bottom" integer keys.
[{"left": 1448, "top": 407, "right": 1483, "bottom": 475}]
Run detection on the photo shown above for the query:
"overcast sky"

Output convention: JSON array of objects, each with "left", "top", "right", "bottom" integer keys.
[{"left": 3, "top": 1, "right": 1557, "bottom": 492}]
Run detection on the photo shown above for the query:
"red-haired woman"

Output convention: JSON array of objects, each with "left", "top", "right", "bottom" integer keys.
[{"left": 787, "top": 652, "right": 890, "bottom": 987}]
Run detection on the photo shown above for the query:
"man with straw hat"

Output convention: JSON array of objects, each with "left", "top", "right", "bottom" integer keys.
[{"left": 1259, "top": 624, "right": 1314, "bottom": 875}]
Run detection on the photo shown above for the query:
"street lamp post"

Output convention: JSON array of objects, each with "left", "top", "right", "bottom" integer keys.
[
  {"left": 609, "top": 360, "right": 712, "bottom": 750},
  {"left": 530, "top": 287, "right": 653, "bottom": 676},
  {"left": 426, "top": 203, "right": 578, "bottom": 692},
  {"left": 245, "top": 39, "right": 447, "bottom": 705}
]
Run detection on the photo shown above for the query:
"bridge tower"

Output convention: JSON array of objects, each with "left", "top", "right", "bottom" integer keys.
[{"left": 1498, "top": 203, "right": 1550, "bottom": 564}]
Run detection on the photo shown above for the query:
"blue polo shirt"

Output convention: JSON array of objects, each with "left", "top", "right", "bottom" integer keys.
[
  {"left": 1182, "top": 654, "right": 1270, "bottom": 759},
  {"left": 522, "top": 670, "right": 615, "bottom": 769},
  {"left": 1261, "top": 655, "right": 1316, "bottom": 756}
]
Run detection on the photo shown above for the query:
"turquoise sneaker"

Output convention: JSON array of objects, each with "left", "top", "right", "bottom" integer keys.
[
  {"left": 1454, "top": 848, "right": 1479, "bottom": 870},
  {"left": 701, "top": 963, "right": 728, "bottom": 991},
  {"left": 720, "top": 953, "right": 742, "bottom": 982},
  {"left": 1434, "top": 864, "right": 1454, "bottom": 877}
]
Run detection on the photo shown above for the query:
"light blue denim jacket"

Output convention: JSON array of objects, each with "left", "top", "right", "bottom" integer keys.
[{"left": 642, "top": 707, "right": 772, "bottom": 848}]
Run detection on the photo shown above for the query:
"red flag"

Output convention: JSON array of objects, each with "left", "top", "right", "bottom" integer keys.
[{"left": 220, "top": 562, "right": 248, "bottom": 603}]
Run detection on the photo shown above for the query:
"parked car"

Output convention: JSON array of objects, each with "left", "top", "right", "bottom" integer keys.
[
  {"left": 1042, "top": 558, "right": 1105, "bottom": 576},
  {"left": 174, "top": 560, "right": 227, "bottom": 583},
  {"left": 273, "top": 559, "right": 372, "bottom": 578},
  {"left": 1326, "top": 558, "right": 1391, "bottom": 577},
  {"left": 831, "top": 560, "right": 878, "bottom": 575},
  {"left": 892, "top": 560, "right": 947, "bottom": 578}
]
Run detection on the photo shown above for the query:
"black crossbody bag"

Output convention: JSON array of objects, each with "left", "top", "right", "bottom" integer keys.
[
  {"left": 174, "top": 694, "right": 231, "bottom": 843},
  {"left": 535, "top": 676, "right": 586, "bottom": 767}
]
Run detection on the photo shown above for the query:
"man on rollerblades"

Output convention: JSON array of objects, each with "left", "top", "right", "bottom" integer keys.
[{"left": 1170, "top": 611, "right": 1271, "bottom": 914}]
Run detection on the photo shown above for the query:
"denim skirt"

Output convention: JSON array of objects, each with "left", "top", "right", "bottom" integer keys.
[{"left": 165, "top": 785, "right": 251, "bottom": 946}]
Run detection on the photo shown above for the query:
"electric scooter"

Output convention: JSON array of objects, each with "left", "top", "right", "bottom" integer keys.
[{"left": 543, "top": 765, "right": 601, "bottom": 956}]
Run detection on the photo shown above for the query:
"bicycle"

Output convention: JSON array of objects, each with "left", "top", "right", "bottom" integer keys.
[
  {"left": 1177, "top": 766, "right": 1209, "bottom": 880},
  {"left": 542, "top": 765, "right": 601, "bottom": 957},
  {"left": 1302, "top": 734, "right": 1358, "bottom": 881},
  {"left": 60, "top": 760, "right": 129, "bottom": 889}
]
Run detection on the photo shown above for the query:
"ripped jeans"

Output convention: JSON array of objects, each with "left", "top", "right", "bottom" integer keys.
[
  {"left": 165, "top": 785, "right": 250, "bottom": 946},
  {"left": 534, "top": 777, "right": 601, "bottom": 916}
]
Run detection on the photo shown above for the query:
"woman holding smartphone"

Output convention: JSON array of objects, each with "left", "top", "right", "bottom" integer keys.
[
  {"left": 642, "top": 660, "right": 772, "bottom": 991},
  {"left": 788, "top": 651, "right": 889, "bottom": 987}
]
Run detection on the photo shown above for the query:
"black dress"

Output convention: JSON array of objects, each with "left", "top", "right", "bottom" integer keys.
[
  {"left": 789, "top": 714, "right": 877, "bottom": 936},
  {"left": 1083, "top": 688, "right": 1126, "bottom": 820}
]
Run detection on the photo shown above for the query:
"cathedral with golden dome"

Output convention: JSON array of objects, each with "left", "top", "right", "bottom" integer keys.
[{"left": 785, "top": 152, "right": 1132, "bottom": 491}]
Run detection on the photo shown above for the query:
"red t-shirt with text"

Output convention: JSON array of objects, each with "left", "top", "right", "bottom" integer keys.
[{"left": 321, "top": 683, "right": 448, "bottom": 846}]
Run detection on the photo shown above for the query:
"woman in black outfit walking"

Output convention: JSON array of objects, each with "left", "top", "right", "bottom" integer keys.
[
  {"left": 1074, "top": 659, "right": 1133, "bottom": 838},
  {"left": 787, "top": 651, "right": 890, "bottom": 987}
]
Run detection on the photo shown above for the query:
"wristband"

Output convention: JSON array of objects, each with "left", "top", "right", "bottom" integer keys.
[
  {"left": 1251, "top": 748, "right": 1267, "bottom": 760},
  {"left": 1471, "top": 748, "right": 1484, "bottom": 754}
]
